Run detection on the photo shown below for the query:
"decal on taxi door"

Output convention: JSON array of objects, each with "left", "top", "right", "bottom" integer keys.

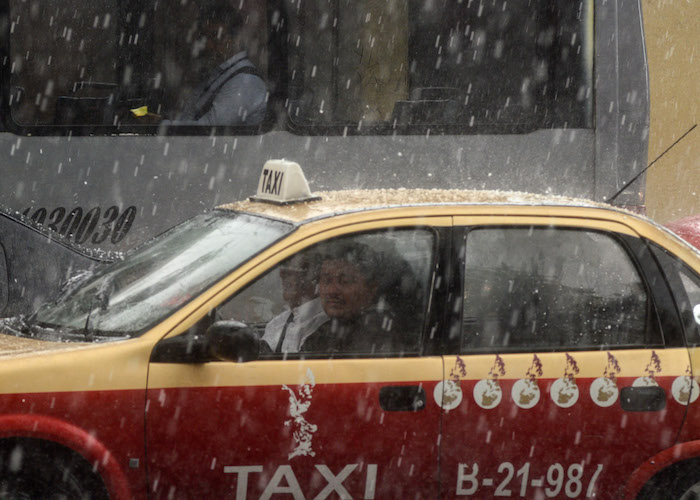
[
  {"left": 283, "top": 368, "right": 317, "bottom": 459},
  {"left": 672, "top": 365, "right": 700, "bottom": 405},
  {"left": 473, "top": 355, "right": 505, "bottom": 409},
  {"left": 550, "top": 354, "right": 580, "bottom": 408},
  {"left": 512, "top": 354, "right": 542, "bottom": 409},
  {"left": 590, "top": 352, "right": 621, "bottom": 407},
  {"left": 437, "top": 350, "right": 700, "bottom": 411},
  {"left": 434, "top": 356, "right": 466, "bottom": 411}
]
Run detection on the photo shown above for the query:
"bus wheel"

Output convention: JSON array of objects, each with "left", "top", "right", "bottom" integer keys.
[{"left": 0, "top": 438, "right": 108, "bottom": 500}]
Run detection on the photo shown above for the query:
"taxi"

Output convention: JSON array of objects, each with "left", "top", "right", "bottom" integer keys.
[{"left": 0, "top": 160, "right": 699, "bottom": 499}]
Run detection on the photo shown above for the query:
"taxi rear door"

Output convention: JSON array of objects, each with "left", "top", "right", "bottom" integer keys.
[
  {"left": 438, "top": 217, "right": 690, "bottom": 499},
  {"left": 144, "top": 220, "right": 450, "bottom": 498}
]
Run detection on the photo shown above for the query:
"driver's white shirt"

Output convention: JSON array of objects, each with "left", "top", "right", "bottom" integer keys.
[{"left": 262, "top": 297, "right": 329, "bottom": 353}]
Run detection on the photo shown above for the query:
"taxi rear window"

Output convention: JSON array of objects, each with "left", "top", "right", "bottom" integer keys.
[{"left": 460, "top": 227, "right": 659, "bottom": 352}]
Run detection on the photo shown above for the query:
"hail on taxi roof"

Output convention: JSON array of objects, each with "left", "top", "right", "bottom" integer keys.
[
  {"left": 220, "top": 188, "right": 605, "bottom": 223},
  {"left": 221, "top": 160, "right": 610, "bottom": 223}
]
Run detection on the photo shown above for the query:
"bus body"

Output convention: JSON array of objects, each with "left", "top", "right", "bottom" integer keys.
[{"left": 0, "top": 0, "right": 649, "bottom": 252}]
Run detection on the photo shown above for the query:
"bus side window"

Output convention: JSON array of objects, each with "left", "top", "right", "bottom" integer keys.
[{"left": 8, "top": 0, "right": 120, "bottom": 126}]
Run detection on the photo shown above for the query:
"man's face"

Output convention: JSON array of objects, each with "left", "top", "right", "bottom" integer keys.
[
  {"left": 319, "top": 258, "right": 376, "bottom": 320},
  {"left": 280, "top": 267, "right": 315, "bottom": 309},
  {"left": 199, "top": 20, "right": 230, "bottom": 60}
]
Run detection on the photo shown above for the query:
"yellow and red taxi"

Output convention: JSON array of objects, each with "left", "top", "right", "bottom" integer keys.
[{"left": 0, "top": 160, "right": 699, "bottom": 499}]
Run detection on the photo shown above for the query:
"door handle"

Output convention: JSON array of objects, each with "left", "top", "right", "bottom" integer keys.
[
  {"left": 379, "top": 385, "right": 426, "bottom": 412},
  {"left": 619, "top": 386, "right": 666, "bottom": 412}
]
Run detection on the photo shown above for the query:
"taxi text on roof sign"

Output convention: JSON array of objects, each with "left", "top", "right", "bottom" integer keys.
[{"left": 250, "top": 160, "right": 320, "bottom": 205}]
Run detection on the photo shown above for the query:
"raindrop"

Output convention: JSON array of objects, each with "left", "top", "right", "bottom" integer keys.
[{"left": 9, "top": 446, "right": 24, "bottom": 473}]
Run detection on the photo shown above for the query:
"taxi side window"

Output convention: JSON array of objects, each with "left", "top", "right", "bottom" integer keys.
[
  {"left": 216, "top": 228, "right": 436, "bottom": 358},
  {"left": 649, "top": 243, "right": 700, "bottom": 346},
  {"left": 460, "top": 227, "right": 656, "bottom": 352}
]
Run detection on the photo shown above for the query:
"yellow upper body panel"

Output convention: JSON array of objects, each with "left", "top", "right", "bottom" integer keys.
[{"left": 223, "top": 187, "right": 699, "bottom": 271}]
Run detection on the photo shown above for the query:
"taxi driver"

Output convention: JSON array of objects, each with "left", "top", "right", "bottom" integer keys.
[
  {"left": 300, "top": 241, "right": 396, "bottom": 354},
  {"left": 318, "top": 250, "right": 377, "bottom": 320}
]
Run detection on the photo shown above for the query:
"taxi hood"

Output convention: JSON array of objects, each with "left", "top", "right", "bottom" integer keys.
[{"left": 0, "top": 332, "right": 91, "bottom": 360}]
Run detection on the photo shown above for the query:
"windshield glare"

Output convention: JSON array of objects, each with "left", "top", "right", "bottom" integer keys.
[{"left": 31, "top": 211, "right": 291, "bottom": 340}]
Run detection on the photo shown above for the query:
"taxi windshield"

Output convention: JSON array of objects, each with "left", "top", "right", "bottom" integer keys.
[{"left": 26, "top": 211, "right": 292, "bottom": 341}]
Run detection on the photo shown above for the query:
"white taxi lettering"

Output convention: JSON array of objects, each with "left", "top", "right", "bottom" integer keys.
[
  {"left": 456, "top": 463, "right": 479, "bottom": 495},
  {"left": 222, "top": 466, "right": 263, "bottom": 499},
  {"left": 314, "top": 464, "right": 357, "bottom": 499},
  {"left": 455, "top": 462, "right": 603, "bottom": 498},
  {"left": 224, "top": 463, "right": 378, "bottom": 500},
  {"left": 364, "top": 464, "right": 377, "bottom": 499},
  {"left": 261, "top": 465, "right": 303, "bottom": 500}
]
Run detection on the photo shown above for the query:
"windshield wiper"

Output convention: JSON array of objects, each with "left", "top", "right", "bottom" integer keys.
[
  {"left": 0, "top": 315, "right": 31, "bottom": 336},
  {"left": 0, "top": 316, "right": 76, "bottom": 342}
]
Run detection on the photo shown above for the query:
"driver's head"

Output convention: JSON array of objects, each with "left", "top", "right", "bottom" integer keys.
[{"left": 318, "top": 242, "right": 379, "bottom": 321}]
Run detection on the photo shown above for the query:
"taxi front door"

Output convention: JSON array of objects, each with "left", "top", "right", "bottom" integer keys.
[
  {"left": 145, "top": 357, "right": 442, "bottom": 498},
  {"left": 144, "top": 223, "right": 447, "bottom": 498},
  {"left": 438, "top": 221, "right": 691, "bottom": 499}
]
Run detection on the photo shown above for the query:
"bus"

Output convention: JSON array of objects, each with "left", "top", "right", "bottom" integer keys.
[{"left": 0, "top": 0, "right": 650, "bottom": 253}]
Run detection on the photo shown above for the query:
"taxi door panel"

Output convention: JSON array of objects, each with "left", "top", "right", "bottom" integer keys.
[
  {"left": 440, "top": 350, "right": 690, "bottom": 499},
  {"left": 439, "top": 223, "right": 690, "bottom": 499},
  {"left": 145, "top": 223, "right": 449, "bottom": 498},
  {"left": 146, "top": 358, "right": 442, "bottom": 498}
]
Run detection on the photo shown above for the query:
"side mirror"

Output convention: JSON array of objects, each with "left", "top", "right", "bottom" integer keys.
[
  {"left": 150, "top": 333, "right": 212, "bottom": 363},
  {"left": 207, "top": 321, "right": 261, "bottom": 363},
  {"left": 150, "top": 321, "right": 261, "bottom": 364}
]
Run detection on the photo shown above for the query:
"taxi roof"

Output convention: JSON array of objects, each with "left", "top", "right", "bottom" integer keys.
[{"left": 219, "top": 188, "right": 613, "bottom": 224}]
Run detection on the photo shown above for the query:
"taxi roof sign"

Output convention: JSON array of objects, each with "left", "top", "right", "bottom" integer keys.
[{"left": 250, "top": 160, "right": 321, "bottom": 205}]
